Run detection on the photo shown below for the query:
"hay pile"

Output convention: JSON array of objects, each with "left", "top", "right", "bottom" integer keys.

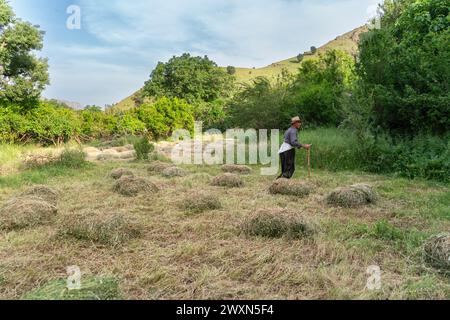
[
  {"left": 424, "top": 233, "right": 450, "bottom": 272},
  {"left": 221, "top": 164, "right": 252, "bottom": 175},
  {"left": 113, "top": 176, "right": 158, "bottom": 197},
  {"left": 58, "top": 213, "right": 142, "bottom": 247},
  {"left": 241, "top": 208, "right": 315, "bottom": 239},
  {"left": 211, "top": 173, "right": 244, "bottom": 188},
  {"left": 0, "top": 197, "right": 57, "bottom": 231},
  {"left": 269, "top": 179, "right": 313, "bottom": 197},
  {"left": 147, "top": 161, "right": 173, "bottom": 174},
  {"left": 182, "top": 192, "right": 222, "bottom": 214},
  {"left": 162, "top": 166, "right": 188, "bottom": 178},
  {"left": 19, "top": 185, "right": 59, "bottom": 206},
  {"left": 22, "top": 277, "right": 120, "bottom": 300},
  {"left": 326, "top": 183, "right": 378, "bottom": 208},
  {"left": 109, "top": 168, "right": 134, "bottom": 180}
]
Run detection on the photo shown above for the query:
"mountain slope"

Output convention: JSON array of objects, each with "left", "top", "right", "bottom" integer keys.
[{"left": 113, "top": 25, "right": 367, "bottom": 111}]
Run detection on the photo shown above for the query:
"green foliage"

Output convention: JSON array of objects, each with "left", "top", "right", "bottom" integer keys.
[
  {"left": 58, "top": 149, "right": 87, "bottom": 169},
  {"left": 143, "top": 53, "right": 234, "bottom": 104},
  {"left": 115, "top": 112, "right": 146, "bottom": 136},
  {"left": 80, "top": 106, "right": 115, "bottom": 139},
  {"left": 310, "top": 46, "right": 317, "bottom": 54},
  {"left": 137, "top": 97, "right": 194, "bottom": 139},
  {"left": 227, "top": 66, "right": 236, "bottom": 75},
  {"left": 0, "top": 0, "right": 49, "bottom": 109},
  {"left": 133, "top": 137, "right": 154, "bottom": 161},
  {"left": 0, "top": 106, "right": 28, "bottom": 143},
  {"left": 296, "top": 53, "right": 304, "bottom": 63},
  {"left": 227, "top": 73, "right": 293, "bottom": 129},
  {"left": 26, "top": 101, "right": 82, "bottom": 145},
  {"left": 193, "top": 99, "right": 227, "bottom": 130},
  {"left": 358, "top": 0, "right": 450, "bottom": 134},
  {"left": 290, "top": 50, "right": 356, "bottom": 126}
]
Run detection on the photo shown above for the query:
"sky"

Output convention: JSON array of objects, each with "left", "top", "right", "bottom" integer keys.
[{"left": 9, "top": 0, "right": 381, "bottom": 107}]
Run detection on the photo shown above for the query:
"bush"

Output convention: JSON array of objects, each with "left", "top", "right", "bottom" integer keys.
[
  {"left": 133, "top": 137, "right": 154, "bottom": 161},
  {"left": 58, "top": 149, "right": 87, "bottom": 169}
]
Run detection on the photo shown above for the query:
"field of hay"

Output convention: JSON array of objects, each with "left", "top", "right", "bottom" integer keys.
[{"left": 0, "top": 144, "right": 449, "bottom": 300}]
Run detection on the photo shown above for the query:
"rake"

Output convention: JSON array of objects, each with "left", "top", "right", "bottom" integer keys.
[{"left": 306, "top": 147, "right": 312, "bottom": 178}]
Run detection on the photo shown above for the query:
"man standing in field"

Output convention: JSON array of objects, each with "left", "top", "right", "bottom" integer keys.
[{"left": 277, "top": 116, "right": 311, "bottom": 179}]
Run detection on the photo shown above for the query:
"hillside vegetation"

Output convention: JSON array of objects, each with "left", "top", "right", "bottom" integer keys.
[{"left": 113, "top": 26, "right": 367, "bottom": 111}]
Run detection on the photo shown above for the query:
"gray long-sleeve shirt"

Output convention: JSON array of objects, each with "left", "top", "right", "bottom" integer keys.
[{"left": 284, "top": 127, "right": 303, "bottom": 149}]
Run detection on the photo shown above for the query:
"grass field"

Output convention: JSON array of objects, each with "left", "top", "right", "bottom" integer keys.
[{"left": 0, "top": 134, "right": 449, "bottom": 300}]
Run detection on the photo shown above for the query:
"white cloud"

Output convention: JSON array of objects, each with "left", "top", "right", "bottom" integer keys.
[{"left": 44, "top": 0, "right": 382, "bottom": 106}]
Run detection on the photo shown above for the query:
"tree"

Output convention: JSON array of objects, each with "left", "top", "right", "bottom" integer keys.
[
  {"left": 143, "top": 53, "right": 234, "bottom": 104},
  {"left": 358, "top": 0, "right": 450, "bottom": 134},
  {"left": 291, "top": 50, "right": 356, "bottom": 126},
  {"left": 227, "top": 66, "right": 236, "bottom": 75},
  {"left": 310, "top": 46, "right": 317, "bottom": 54},
  {"left": 296, "top": 53, "right": 304, "bottom": 63},
  {"left": 0, "top": 0, "right": 49, "bottom": 109}
]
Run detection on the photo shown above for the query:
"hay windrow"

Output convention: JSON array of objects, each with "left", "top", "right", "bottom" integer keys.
[
  {"left": 22, "top": 277, "right": 120, "bottom": 300},
  {"left": 181, "top": 192, "right": 222, "bottom": 214},
  {"left": 58, "top": 213, "right": 142, "bottom": 247},
  {"left": 0, "top": 197, "right": 57, "bottom": 231},
  {"left": 147, "top": 161, "right": 173, "bottom": 174},
  {"left": 162, "top": 166, "right": 188, "bottom": 178},
  {"left": 424, "top": 233, "right": 450, "bottom": 272},
  {"left": 109, "top": 168, "right": 134, "bottom": 180},
  {"left": 326, "top": 183, "right": 378, "bottom": 208},
  {"left": 269, "top": 179, "right": 313, "bottom": 197},
  {"left": 18, "top": 185, "right": 59, "bottom": 206},
  {"left": 241, "top": 208, "right": 315, "bottom": 239},
  {"left": 211, "top": 173, "right": 244, "bottom": 188},
  {"left": 113, "top": 176, "right": 159, "bottom": 197},
  {"left": 221, "top": 164, "right": 252, "bottom": 175}
]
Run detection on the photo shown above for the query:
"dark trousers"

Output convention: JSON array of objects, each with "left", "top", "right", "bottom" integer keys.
[{"left": 278, "top": 148, "right": 296, "bottom": 179}]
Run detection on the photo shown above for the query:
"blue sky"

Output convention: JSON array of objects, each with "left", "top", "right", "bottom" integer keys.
[{"left": 9, "top": 0, "right": 380, "bottom": 107}]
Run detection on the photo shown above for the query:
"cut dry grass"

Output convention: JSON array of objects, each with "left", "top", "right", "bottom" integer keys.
[
  {"left": 18, "top": 185, "right": 59, "bottom": 206},
  {"left": 211, "top": 173, "right": 244, "bottom": 188},
  {"left": 113, "top": 176, "right": 159, "bottom": 197},
  {"left": 0, "top": 196, "right": 57, "bottom": 231},
  {"left": 326, "top": 183, "right": 378, "bottom": 208},
  {"left": 241, "top": 208, "right": 315, "bottom": 239},
  {"left": 269, "top": 179, "right": 313, "bottom": 197},
  {"left": 109, "top": 168, "right": 134, "bottom": 180},
  {"left": 181, "top": 192, "right": 222, "bottom": 214},
  {"left": 147, "top": 161, "right": 172, "bottom": 174},
  {"left": 162, "top": 167, "right": 188, "bottom": 178},
  {"left": 221, "top": 164, "right": 252, "bottom": 175},
  {"left": 57, "top": 213, "right": 142, "bottom": 247},
  {"left": 22, "top": 277, "right": 120, "bottom": 300},
  {"left": 424, "top": 233, "right": 450, "bottom": 273}
]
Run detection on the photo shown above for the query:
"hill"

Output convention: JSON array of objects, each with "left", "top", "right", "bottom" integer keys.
[{"left": 113, "top": 25, "right": 367, "bottom": 111}]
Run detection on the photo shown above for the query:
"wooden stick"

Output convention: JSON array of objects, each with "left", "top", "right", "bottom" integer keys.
[{"left": 307, "top": 148, "right": 311, "bottom": 178}]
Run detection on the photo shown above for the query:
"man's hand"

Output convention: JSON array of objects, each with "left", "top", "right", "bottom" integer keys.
[{"left": 303, "top": 144, "right": 312, "bottom": 150}]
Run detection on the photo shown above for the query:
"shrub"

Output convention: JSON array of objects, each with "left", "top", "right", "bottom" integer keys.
[
  {"left": 58, "top": 149, "right": 87, "bottom": 169},
  {"left": 58, "top": 213, "right": 142, "bottom": 247},
  {"left": 113, "top": 176, "right": 159, "bottom": 197},
  {"left": 22, "top": 277, "right": 120, "bottom": 300},
  {"left": 0, "top": 196, "right": 57, "bottom": 231},
  {"left": 133, "top": 137, "right": 154, "bottom": 161},
  {"left": 241, "top": 209, "right": 314, "bottom": 239}
]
